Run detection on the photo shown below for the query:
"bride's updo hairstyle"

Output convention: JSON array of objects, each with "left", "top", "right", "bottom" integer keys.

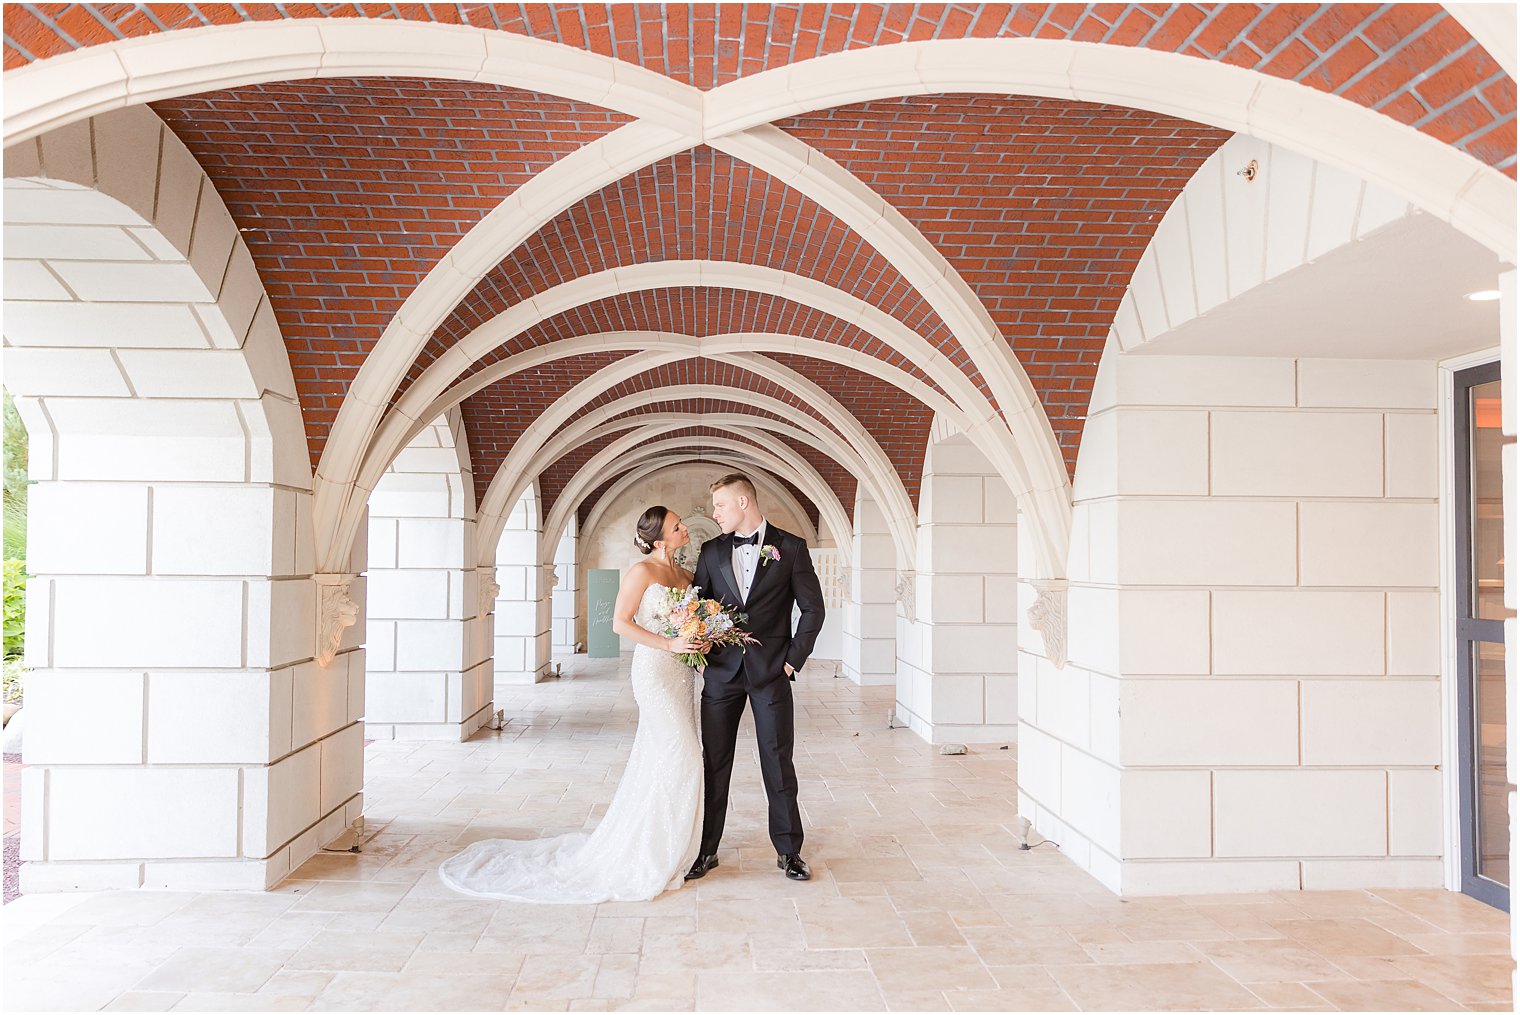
[{"left": 634, "top": 506, "right": 669, "bottom": 555}]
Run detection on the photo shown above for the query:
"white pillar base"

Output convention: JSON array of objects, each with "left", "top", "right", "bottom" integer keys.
[{"left": 20, "top": 795, "right": 364, "bottom": 893}]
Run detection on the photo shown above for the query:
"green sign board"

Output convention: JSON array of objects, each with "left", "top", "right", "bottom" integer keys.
[{"left": 587, "top": 569, "right": 621, "bottom": 658}]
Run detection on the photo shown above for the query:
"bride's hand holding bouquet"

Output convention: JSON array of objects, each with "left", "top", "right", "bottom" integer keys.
[{"left": 653, "top": 585, "right": 759, "bottom": 668}]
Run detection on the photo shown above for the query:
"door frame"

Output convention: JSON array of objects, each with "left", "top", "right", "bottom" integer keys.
[{"left": 1446, "top": 355, "right": 1510, "bottom": 910}]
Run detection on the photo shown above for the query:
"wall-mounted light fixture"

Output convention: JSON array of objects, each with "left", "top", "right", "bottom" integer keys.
[{"left": 1466, "top": 289, "right": 1502, "bottom": 302}]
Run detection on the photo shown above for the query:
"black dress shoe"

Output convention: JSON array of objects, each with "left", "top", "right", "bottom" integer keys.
[
  {"left": 684, "top": 854, "right": 720, "bottom": 881},
  {"left": 777, "top": 853, "right": 811, "bottom": 881}
]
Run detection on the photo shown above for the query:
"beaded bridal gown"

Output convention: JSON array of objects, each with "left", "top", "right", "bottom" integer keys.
[{"left": 439, "top": 582, "right": 704, "bottom": 903}]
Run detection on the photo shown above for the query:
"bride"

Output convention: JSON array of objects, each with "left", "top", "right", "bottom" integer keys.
[{"left": 439, "top": 506, "right": 709, "bottom": 903}]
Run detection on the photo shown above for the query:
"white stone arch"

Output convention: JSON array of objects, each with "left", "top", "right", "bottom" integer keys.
[
  {"left": 359, "top": 329, "right": 960, "bottom": 563},
  {"left": 547, "top": 415, "right": 858, "bottom": 561},
  {"left": 363, "top": 408, "right": 492, "bottom": 740},
  {"left": 2, "top": 20, "right": 703, "bottom": 142},
  {"left": 499, "top": 376, "right": 915, "bottom": 550},
  {"left": 360, "top": 264, "right": 994, "bottom": 555},
  {"left": 712, "top": 125, "right": 1070, "bottom": 521},
  {"left": 314, "top": 134, "right": 1052, "bottom": 575},
  {"left": 2, "top": 105, "right": 363, "bottom": 892},
  {"left": 475, "top": 372, "right": 912, "bottom": 567},
  {"left": 412, "top": 331, "right": 964, "bottom": 438},
  {"left": 1105, "top": 132, "right": 1510, "bottom": 356},
  {"left": 539, "top": 409, "right": 876, "bottom": 478},
  {"left": 537, "top": 431, "right": 856, "bottom": 567},
  {"left": 9, "top": 18, "right": 1505, "bottom": 254},
  {"left": 577, "top": 456, "right": 822, "bottom": 554},
  {"left": 705, "top": 37, "right": 1514, "bottom": 258}
]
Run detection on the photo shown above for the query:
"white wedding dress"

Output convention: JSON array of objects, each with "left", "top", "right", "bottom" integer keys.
[{"left": 439, "top": 582, "right": 704, "bottom": 903}]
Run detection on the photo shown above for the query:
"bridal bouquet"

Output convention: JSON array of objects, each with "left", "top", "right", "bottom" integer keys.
[{"left": 652, "top": 584, "right": 759, "bottom": 669}]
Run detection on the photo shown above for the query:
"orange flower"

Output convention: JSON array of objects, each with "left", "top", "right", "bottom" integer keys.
[
  {"left": 704, "top": 601, "right": 721, "bottom": 616},
  {"left": 680, "top": 620, "right": 702, "bottom": 639}
]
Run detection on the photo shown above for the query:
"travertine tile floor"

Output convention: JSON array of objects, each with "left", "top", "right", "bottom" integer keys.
[{"left": 3, "top": 655, "right": 1514, "bottom": 1012}]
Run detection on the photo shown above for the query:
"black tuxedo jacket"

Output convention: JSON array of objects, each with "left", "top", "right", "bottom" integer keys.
[{"left": 693, "top": 524, "right": 826, "bottom": 687}]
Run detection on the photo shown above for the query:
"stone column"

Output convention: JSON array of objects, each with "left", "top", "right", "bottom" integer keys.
[
  {"left": 1033, "top": 350, "right": 1443, "bottom": 895},
  {"left": 364, "top": 413, "right": 493, "bottom": 740},
  {"left": 494, "top": 488, "right": 553, "bottom": 685},
  {"left": 551, "top": 517, "right": 579, "bottom": 655},
  {"left": 841, "top": 491, "right": 897, "bottom": 686},
  {"left": 7, "top": 106, "right": 364, "bottom": 891},
  {"left": 896, "top": 429, "right": 1020, "bottom": 744}
]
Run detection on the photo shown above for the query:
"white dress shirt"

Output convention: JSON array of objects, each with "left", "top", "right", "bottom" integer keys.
[{"left": 731, "top": 519, "right": 767, "bottom": 601}]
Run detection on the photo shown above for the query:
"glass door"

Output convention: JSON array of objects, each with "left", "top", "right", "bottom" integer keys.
[{"left": 1455, "top": 361, "right": 1510, "bottom": 910}]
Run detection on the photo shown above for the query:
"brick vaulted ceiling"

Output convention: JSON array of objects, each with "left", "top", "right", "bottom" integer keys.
[{"left": 6, "top": 4, "right": 1514, "bottom": 538}]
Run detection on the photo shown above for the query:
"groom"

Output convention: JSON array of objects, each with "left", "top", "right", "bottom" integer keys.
[{"left": 686, "top": 473, "right": 826, "bottom": 882}]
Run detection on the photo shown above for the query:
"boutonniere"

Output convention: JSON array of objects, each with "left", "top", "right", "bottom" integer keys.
[{"left": 760, "top": 544, "right": 781, "bottom": 567}]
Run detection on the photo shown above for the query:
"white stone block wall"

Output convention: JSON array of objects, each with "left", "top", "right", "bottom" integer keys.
[
  {"left": 551, "top": 519, "right": 579, "bottom": 654},
  {"left": 896, "top": 427, "right": 1019, "bottom": 744},
  {"left": 8, "top": 106, "right": 363, "bottom": 892},
  {"left": 364, "top": 413, "right": 493, "bottom": 741},
  {"left": 495, "top": 487, "right": 553, "bottom": 684},
  {"left": 1027, "top": 351, "right": 1444, "bottom": 894},
  {"left": 842, "top": 491, "right": 897, "bottom": 686}
]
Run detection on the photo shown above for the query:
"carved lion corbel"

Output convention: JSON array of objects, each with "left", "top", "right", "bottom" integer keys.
[
  {"left": 315, "top": 574, "right": 359, "bottom": 669},
  {"left": 1026, "top": 578, "right": 1068, "bottom": 669},
  {"left": 479, "top": 567, "right": 501, "bottom": 616},
  {"left": 895, "top": 570, "right": 916, "bottom": 623}
]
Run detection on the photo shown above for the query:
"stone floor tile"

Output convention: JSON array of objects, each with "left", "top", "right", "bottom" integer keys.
[
  {"left": 1387, "top": 952, "right": 1517, "bottom": 1006},
  {"left": 1305, "top": 977, "right": 1464, "bottom": 1011},
  {"left": 798, "top": 896, "right": 914, "bottom": 949},
  {"left": 170, "top": 992, "right": 314, "bottom": 1011},
  {"left": 1047, "top": 960, "right": 1264, "bottom": 1011},
  {"left": 1194, "top": 938, "right": 1348, "bottom": 983},
  {"left": 865, "top": 945, "right": 999, "bottom": 993},
  {"left": 286, "top": 929, "right": 424, "bottom": 972},
  {"left": 695, "top": 970, "right": 887, "bottom": 1011},
  {"left": 944, "top": 986, "right": 1077, "bottom": 1011},
  {"left": 101, "top": 991, "right": 185, "bottom": 1011},
  {"left": 137, "top": 946, "right": 296, "bottom": 993},
  {"left": 308, "top": 971, "right": 517, "bottom": 1011},
  {"left": 1269, "top": 917, "right": 1428, "bottom": 957},
  {"left": 881, "top": 989, "right": 952, "bottom": 1011}
]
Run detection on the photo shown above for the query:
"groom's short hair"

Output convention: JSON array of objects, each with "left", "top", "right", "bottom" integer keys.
[{"left": 710, "top": 472, "right": 758, "bottom": 503}]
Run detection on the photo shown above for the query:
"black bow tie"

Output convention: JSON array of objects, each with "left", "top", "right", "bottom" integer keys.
[{"left": 733, "top": 533, "right": 760, "bottom": 547}]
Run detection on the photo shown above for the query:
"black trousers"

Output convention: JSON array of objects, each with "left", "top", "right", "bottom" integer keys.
[{"left": 699, "top": 674, "right": 804, "bottom": 856}]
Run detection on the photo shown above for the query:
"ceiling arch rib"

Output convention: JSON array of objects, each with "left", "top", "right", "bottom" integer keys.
[
  {"left": 347, "top": 264, "right": 1012, "bottom": 568},
  {"left": 471, "top": 376, "right": 916, "bottom": 567},
  {"left": 576, "top": 458, "right": 822, "bottom": 555},
  {"left": 542, "top": 424, "right": 838, "bottom": 534},
  {"left": 408, "top": 144, "right": 974, "bottom": 401},
  {"left": 535, "top": 431, "right": 856, "bottom": 566},
  {"left": 9, "top": 8, "right": 1509, "bottom": 175},
  {"left": 362, "top": 330, "right": 967, "bottom": 521},
  {"left": 527, "top": 411, "right": 878, "bottom": 535},
  {"left": 556, "top": 354, "right": 919, "bottom": 505},
  {"left": 147, "top": 78, "right": 639, "bottom": 469}
]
